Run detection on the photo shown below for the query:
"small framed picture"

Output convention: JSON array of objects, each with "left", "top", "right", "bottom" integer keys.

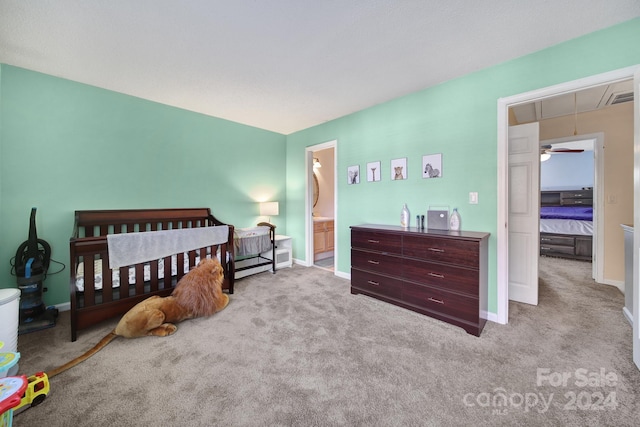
[
  {"left": 367, "top": 161, "right": 381, "bottom": 182},
  {"left": 422, "top": 154, "right": 443, "bottom": 179},
  {"left": 347, "top": 165, "right": 360, "bottom": 184},
  {"left": 391, "top": 157, "right": 407, "bottom": 180}
]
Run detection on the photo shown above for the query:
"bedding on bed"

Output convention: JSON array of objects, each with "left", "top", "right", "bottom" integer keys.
[
  {"left": 540, "top": 218, "right": 593, "bottom": 236},
  {"left": 540, "top": 206, "right": 593, "bottom": 221}
]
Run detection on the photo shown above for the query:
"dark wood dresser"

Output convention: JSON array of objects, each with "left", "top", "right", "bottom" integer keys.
[{"left": 350, "top": 224, "right": 490, "bottom": 336}]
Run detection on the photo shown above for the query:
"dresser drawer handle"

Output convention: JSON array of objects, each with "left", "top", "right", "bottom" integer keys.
[
  {"left": 367, "top": 239, "right": 380, "bottom": 243},
  {"left": 427, "top": 248, "right": 444, "bottom": 253},
  {"left": 428, "top": 297, "right": 444, "bottom": 304},
  {"left": 428, "top": 272, "right": 444, "bottom": 279},
  {"left": 541, "top": 246, "right": 550, "bottom": 251},
  {"left": 541, "top": 238, "right": 551, "bottom": 241},
  {"left": 367, "top": 260, "right": 380, "bottom": 265},
  {"left": 367, "top": 280, "right": 380, "bottom": 286}
]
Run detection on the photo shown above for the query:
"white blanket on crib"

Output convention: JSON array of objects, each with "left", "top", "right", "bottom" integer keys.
[{"left": 107, "top": 226, "right": 229, "bottom": 269}]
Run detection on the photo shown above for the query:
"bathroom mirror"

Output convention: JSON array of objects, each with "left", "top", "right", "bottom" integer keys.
[{"left": 313, "top": 173, "right": 319, "bottom": 207}]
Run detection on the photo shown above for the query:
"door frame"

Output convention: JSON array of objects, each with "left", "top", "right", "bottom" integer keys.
[
  {"left": 305, "top": 140, "right": 337, "bottom": 269},
  {"left": 497, "top": 65, "right": 639, "bottom": 325}
]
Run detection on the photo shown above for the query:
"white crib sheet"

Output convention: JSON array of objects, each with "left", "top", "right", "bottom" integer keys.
[{"left": 75, "top": 251, "right": 226, "bottom": 292}]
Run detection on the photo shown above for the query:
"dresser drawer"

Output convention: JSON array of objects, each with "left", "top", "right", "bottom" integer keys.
[
  {"left": 351, "top": 269, "right": 403, "bottom": 300},
  {"left": 540, "top": 234, "right": 574, "bottom": 246},
  {"left": 540, "top": 244, "right": 574, "bottom": 255},
  {"left": 403, "top": 282, "right": 479, "bottom": 323},
  {"left": 404, "top": 258, "right": 478, "bottom": 295},
  {"left": 562, "top": 198, "right": 592, "bottom": 206},
  {"left": 403, "top": 235, "right": 479, "bottom": 268},
  {"left": 352, "top": 230, "right": 402, "bottom": 254},
  {"left": 351, "top": 249, "right": 401, "bottom": 275}
]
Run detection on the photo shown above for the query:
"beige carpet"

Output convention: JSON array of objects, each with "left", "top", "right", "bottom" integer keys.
[{"left": 13, "top": 257, "right": 640, "bottom": 426}]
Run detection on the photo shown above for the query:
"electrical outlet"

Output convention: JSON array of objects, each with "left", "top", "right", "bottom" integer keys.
[{"left": 469, "top": 192, "right": 478, "bottom": 204}]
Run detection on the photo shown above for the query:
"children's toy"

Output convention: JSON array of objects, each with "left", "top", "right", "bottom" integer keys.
[
  {"left": 48, "top": 257, "right": 229, "bottom": 378},
  {"left": 0, "top": 375, "right": 27, "bottom": 427},
  {"left": 0, "top": 352, "right": 20, "bottom": 379},
  {"left": 13, "top": 372, "right": 49, "bottom": 412}
]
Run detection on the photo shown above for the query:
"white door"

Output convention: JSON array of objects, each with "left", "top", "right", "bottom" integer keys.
[
  {"left": 633, "top": 67, "right": 640, "bottom": 371},
  {"left": 508, "top": 122, "right": 540, "bottom": 305}
]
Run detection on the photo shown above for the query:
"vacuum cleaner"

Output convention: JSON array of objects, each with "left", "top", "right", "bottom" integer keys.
[{"left": 13, "top": 208, "right": 58, "bottom": 334}]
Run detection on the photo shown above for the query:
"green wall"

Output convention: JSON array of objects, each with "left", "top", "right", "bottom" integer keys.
[
  {"left": 0, "top": 65, "right": 286, "bottom": 306},
  {"left": 285, "top": 18, "right": 640, "bottom": 314}
]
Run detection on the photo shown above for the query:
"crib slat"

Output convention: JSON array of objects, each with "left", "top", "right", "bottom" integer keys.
[
  {"left": 101, "top": 257, "right": 113, "bottom": 303},
  {"left": 84, "top": 256, "right": 95, "bottom": 306},
  {"left": 119, "top": 266, "right": 129, "bottom": 298},
  {"left": 163, "top": 255, "right": 172, "bottom": 290},
  {"left": 135, "top": 263, "right": 144, "bottom": 296},
  {"left": 149, "top": 260, "right": 159, "bottom": 292}
]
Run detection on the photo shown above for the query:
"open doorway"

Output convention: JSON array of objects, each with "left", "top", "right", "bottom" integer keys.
[
  {"left": 497, "top": 66, "right": 638, "bottom": 325},
  {"left": 305, "top": 140, "right": 337, "bottom": 272}
]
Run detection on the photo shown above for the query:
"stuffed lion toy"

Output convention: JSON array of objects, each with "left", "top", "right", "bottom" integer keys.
[{"left": 48, "top": 257, "right": 229, "bottom": 378}]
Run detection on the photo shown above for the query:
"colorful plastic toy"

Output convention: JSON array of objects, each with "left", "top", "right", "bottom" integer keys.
[
  {"left": 0, "top": 375, "right": 27, "bottom": 427},
  {"left": 13, "top": 372, "right": 49, "bottom": 412}
]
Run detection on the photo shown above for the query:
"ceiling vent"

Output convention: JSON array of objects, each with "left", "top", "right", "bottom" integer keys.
[{"left": 607, "top": 91, "right": 634, "bottom": 105}]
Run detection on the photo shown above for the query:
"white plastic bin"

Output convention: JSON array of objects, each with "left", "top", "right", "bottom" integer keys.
[{"left": 0, "top": 289, "right": 20, "bottom": 375}]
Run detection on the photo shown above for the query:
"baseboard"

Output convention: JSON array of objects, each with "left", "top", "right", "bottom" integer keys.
[
  {"left": 53, "top": 302, "right": 70, "bottom": 312},
  {"left": 482, "top": 310, "right": 499, "bottom": 324},
  {"left": 335, "top": 270, "right": 350, "bottom": 280},
  {"left": 623, "top": 307, "right": 633, "bottom": 326},
  {"left": 600, "top": 279, "right": 624, "bottom": 294},
  {"left": 293, "top": 258, "right": 310, "bottom": 267}
]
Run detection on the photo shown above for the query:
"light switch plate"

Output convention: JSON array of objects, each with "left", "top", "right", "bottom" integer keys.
[{"left": 469, "top": 192, "right": 478, "bottom": 204}]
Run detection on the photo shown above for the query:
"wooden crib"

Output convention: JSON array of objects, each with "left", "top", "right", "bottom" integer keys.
[{"left": 69, "top": 208, "right": 234, "bottom": 342}]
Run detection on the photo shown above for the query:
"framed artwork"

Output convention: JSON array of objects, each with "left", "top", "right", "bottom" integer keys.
[
  {"left": 347, "top": 165, "right": 360, "bottom": 184},
  {"left": 390, "top": 157, "right": 407, "bottom": 180},
  {"left": 422, "top": 153, "right": 443, "bottom": 179},
  {"left": 367, "top": 161, "right": 381, "bottom": 182}
]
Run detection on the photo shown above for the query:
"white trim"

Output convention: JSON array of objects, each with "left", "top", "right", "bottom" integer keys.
[
  {"left": 335, "top": 270, "right": 350, "bottom": 280},
  {"left": 623, "top": 306, "right": 633, "bottom": 326},
  {"left": 497, "top": 66, "right": 639, "bottom": 325},
  {"left": 632, "top": 67, "right": 640, "bottom": 370},
  {"left": 55, "top": 302, "right": 71, "bottom": 312}
]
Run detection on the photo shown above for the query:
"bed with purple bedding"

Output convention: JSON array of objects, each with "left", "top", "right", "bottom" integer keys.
[{"left": 540, "top": 190, "right": 593, "bottom": 261}]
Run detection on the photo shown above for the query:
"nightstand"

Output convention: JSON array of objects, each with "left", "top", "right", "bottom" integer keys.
[{"left": 273, "top": 235, "right": 292, "bottom": 270}]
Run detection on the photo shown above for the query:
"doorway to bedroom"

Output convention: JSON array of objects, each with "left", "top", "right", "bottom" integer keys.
[{"left": 498, "top": 66, "right": 638, "bottom": 326}]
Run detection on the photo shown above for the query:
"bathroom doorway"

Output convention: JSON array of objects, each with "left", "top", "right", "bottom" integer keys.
[{"left": 306, "top": 141, "right": 336, "bottom": 272}]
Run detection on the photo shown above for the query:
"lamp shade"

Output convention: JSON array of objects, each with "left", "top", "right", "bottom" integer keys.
[{"left": 260, "top": 202, "right": 279, "bottom": 216}]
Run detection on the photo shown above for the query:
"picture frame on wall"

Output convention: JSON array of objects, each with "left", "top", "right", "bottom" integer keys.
[
  {"left": 347, "top": 165, "right": 360, "bottom": 184},
  {"left": 367, "top": 161, "right": 381, "bottom": 182},
  {"left": 422, "top": 153, "right": 443, "bottom": 178},
  {"left": 390, "top": 157, "right": 407, "bottom": 180}
]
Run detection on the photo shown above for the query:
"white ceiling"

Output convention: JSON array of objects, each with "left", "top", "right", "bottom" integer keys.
[{"left": 1, "top": 1, "right": 639, "bottom": 134}]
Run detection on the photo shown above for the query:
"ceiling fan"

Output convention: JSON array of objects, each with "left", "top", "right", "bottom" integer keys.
[
  {"left": 540, "top": 144, "right": 584, "bottom": 161},
  {"left": 540, "top": 144, "right": 585, "bottom": 154}
]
